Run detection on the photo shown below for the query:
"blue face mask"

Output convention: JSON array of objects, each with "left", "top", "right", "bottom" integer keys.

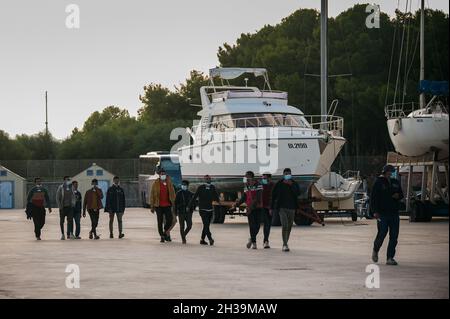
[
  {"left": 261, "top": 178, "right": 268, "bottom": 185},
  {"left": 283, "top": 174, "right": 292, "bottom": 181}
]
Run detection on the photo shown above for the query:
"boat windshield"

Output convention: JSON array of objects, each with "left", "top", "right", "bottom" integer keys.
[{"left": 210, "top": 113, "right": 310, "bottom": 130}]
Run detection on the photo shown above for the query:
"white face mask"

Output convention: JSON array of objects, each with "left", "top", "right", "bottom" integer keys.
[
  {"left": 181, "top": 185, "right": 187, "bottom": 191},
  {"left": 160, "top": 174, "right": 167, "bottom": 181},
  {"left": 243, "top": 177, "right": 248, "bottom": 184}
]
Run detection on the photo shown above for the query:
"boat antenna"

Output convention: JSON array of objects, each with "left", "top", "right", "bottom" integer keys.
[{"left": 419, "top": 0, "right": 425, "bottom": 108}]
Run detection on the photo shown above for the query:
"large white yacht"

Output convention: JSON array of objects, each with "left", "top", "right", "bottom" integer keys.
[{"left": 177, "top": 67, "right": 346, "bottom": 193}]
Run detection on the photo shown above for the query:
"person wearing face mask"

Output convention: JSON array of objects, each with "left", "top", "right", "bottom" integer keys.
[
  {"left": 260, "top": 173, "right": 275, "bottom": 248},
  {"left": 71, "top": 180, "right": 83, "bottom": 239},
  {"left": 188, "top": 175, "right": 220, "bottom": 246},
  {"left": 370, "top": 165, "right": 404, "bottom": 266},
  {"left": 83, "top": 179, "right": 104, "bottom": 240},
  {"left": 56, "top": 176, "right": 75, "bottom": 240},
  {"left": 271, "top": 168, "right": 301, "bottom": 252},
  {"left": 233, "top": 171, "right": 263, "bottom": 249},
  {"left": 26, "top": 177, "right": 51, "bottom": 240},
  {"left": 175, "top": 180, "right": 195, "bottom": 244},
  {"left": 150, "top": 168, "right": 176, "bottom": 242},
  {"left": 105, "top": 176, "right": 126, "bottom": 239}
]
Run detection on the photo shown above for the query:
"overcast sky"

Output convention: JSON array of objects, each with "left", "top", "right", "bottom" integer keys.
[{"left": 0, "top": 0, "right": 448, "bottom": 139}]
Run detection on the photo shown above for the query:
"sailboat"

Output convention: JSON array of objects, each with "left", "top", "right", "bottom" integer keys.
[{"left": 385, "top": 0, "right": 449, "bottom": 160}]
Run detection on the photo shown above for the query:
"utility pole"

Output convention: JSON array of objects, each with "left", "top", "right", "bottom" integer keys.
[
  {"left": 45, "top": 91, "right": 49, "bottom": 136},
  {"left": 320, "top": 0, "right": 328, "bottom": 129}
]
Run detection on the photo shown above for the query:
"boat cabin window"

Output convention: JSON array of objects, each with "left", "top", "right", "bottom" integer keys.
[{"left": 211, "top": 113, "right": 308, "bottom": 131}]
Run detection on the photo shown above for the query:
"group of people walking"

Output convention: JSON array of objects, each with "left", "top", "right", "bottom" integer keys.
[
  {"left": 26, "top": 176, "right": 126, "bottom": 240},
  {"left": 148, "top": 167, "right": 301, "bottom": 252},
  {"left": 25, "top": 164, "right": 404, "bottom": 263}
]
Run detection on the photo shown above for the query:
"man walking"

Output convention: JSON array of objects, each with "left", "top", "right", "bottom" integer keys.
[
  {"left": 371, "top": 165, "right": 404, "bottom": 266},
  {"left": 271, "top": 168, "right": 300, "bottom": 252},
  {"left": 83, "top": 179, "right": 103, "bottom": 240},
  {"left": 26, "top": 177, "right": 51, "bottom": 240},
  {"left": 234, "top": 171, "right": 263, "bottom": 249},
  {"left": 149, "top": 168, "right": 176, "bottom": 242},
  {"left": 189, "top": 175, "right": 220, "bottom": 246},
  {"left": 261, "top": 173, "right": 274, "bottom": 249},
  {"left": 71, "top": 180, "right": 82, "bottom": 239},
  {"left": 56, "top": 176, "right": 75, "bottom": 240},
  {"left": 105, "top": 176, "right": 126, "bottom": 239},
  {"left": 175, "top": 180, "right": 195, "bottom": 244}
]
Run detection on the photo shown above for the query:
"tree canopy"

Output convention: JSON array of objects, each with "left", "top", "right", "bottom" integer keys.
[{"left": 0, "top": 4, "right": 448, "bottom": 160}]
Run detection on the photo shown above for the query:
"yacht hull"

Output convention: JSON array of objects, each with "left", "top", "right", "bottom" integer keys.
[{"left": 387, "top": 115, "right": 449, "bottom": 158}]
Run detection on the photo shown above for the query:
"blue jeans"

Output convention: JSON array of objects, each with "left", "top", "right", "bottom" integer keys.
[
  {"left": 373, "top": 214, "right": 400, "bottom": 259},
  {"left": 73, "top": 210, "right": 81, "bottom": 237}
]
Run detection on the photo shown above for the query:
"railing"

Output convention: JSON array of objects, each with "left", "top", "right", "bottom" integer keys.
[
  {"left": 191, "top": 114, "right": 344, "bottom": 138},
  {"left": 342, "top": 170, "right": 360, "bottom": 180},
  {"left": 385, "top": 101, "right": 449, "bottom": 119},
  {"left": 385, "top": 102, "right": 416, "bottom": 119}
]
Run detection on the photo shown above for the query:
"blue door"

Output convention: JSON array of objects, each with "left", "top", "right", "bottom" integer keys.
[
  {"left": 0, "top": 181, "right": 14, "bottom": 209},
  {"left": 98, "top": 180, "right": 110, "bottom": 208}
]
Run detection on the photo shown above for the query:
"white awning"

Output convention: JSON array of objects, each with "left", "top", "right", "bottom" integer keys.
[{"left": 209, "top": 67, "right": 268, "bottom": 80}]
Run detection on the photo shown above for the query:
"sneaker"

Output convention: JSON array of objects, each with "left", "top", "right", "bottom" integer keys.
[
  {"left": 109, "top": 233, "right": 114, "bottom": 239},
  {"left": 209, "top": 238, "right": 215, "bottom": 246},
  {"left": 246, "top": 238, "right": 252, "bottom": 249},
  {"left": 372, "top": 250, "right": 379, "bottom": 263},
  {"left": 60, "top": 235, "right": 66, "bottom": 240},
  {"left": 263, "top": 241, "right": 270, "bottom": 249},
  {"left": 282, "top": 245, "right": 290, "bottom": 252},
  {"left": 89, "top": 231, "right": 93, "bottom": 240},
  {"left": 164, "top": 235, "right": 172, "bottom": 242},
  {"left": 36, "top": 237, "right": 41, "bottom": 241},
  {"left": 119, "top": 233, "right": 125, "bottom": 239},
  {"left": 160, "top": 237, "right": 165, "bottom": 243},
  {"left": 386, "top": 258, "right": 398, "bottom": 266},
  {"left": 182, "top": 239, "right": 187, "bottom": 244},
  {"left": 69, "top": 234, "right": 76, "bottom": 240},
  {"left": 94, "top": 235, "right": 100, "bottom": 240},
  {"left": 251, "top": 242, "right": 257, "bottom": 249},
  {"left": 200, "top": 239, "right": 208, "bottom": 245},
  {"left": 75, "top": 236, "right": 81, "bottom": 240}
]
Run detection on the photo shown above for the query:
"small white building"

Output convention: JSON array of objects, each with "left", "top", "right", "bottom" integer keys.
[
  {"left": 72, "top": 163, "right": 115, "bottom": 207},
  {"left": 0, "top": 165, "right": 27, "bottom": 209}
]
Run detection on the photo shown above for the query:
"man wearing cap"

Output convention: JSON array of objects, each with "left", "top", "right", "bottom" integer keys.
[{"left": 370, "top": 164, "right": 404, "bottom": 265}]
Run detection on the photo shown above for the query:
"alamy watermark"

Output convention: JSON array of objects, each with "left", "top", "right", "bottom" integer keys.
[
  {"left": 65, "top": 264, "right": 80, "bottom": 289},
  {"left": 65, "top": 4, "right": 80, "bottom": 29},
  {"left": 365, "top": 4, "right": 381, "bottom": 29}
]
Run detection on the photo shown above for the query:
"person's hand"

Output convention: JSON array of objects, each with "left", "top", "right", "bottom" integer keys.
[
  {"left": 27, "top": 215, "right": 32, "bottom": 220},
  {"left": 48, "top": 208, "right": 52, "bottom": 214},
  {"left": 150, "top": 207, "right": 155, "bottom": 214},
  {"left": 373, "top": 212, "right": 380, "bottom": 219},
  {"left": 269, "top": 209, "right": 273, "bottom": 216},
  {"left": 82, "top": 212, "right": 86, "bottom": 218}
]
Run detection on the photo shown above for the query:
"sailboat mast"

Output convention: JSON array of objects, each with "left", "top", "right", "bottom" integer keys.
[
  {"left": 320, "top": 0, "right": 328, "bottom": 127},
  {"left": 419, "top": 0, "right": 425, "bottom": 108}
]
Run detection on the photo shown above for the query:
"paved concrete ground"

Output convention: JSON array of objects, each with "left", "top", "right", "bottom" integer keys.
[{"left": 0, "top": 208, "right": 448, "bottom": 299}]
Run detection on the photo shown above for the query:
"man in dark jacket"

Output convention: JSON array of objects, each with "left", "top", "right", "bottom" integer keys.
[
  {"left": 71, "top": 180, "right": 82, "bottom": 239},
  {"left": 105, "top": 176, "right": 126, "bottom": 239},
  {"left": 234, "top": 171, "right": 263, "bottom": 249},
  {"left": 175, "top": 180, "right": 195, "bottom": 244},
  {"left": 371, "top": 165, "right": 404, "bottom": 265},
  {"left": 271, "top": 168, "right": 301, "bottom": 252},
  {"left": 26, "top": 177, "right": 51, "bottom": 240},
  {"left": 261, "top": 173, "right": 275, "bottom": 248},
  {"left": 189, "top": 175, "right": 220, "bottom": 246}
]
